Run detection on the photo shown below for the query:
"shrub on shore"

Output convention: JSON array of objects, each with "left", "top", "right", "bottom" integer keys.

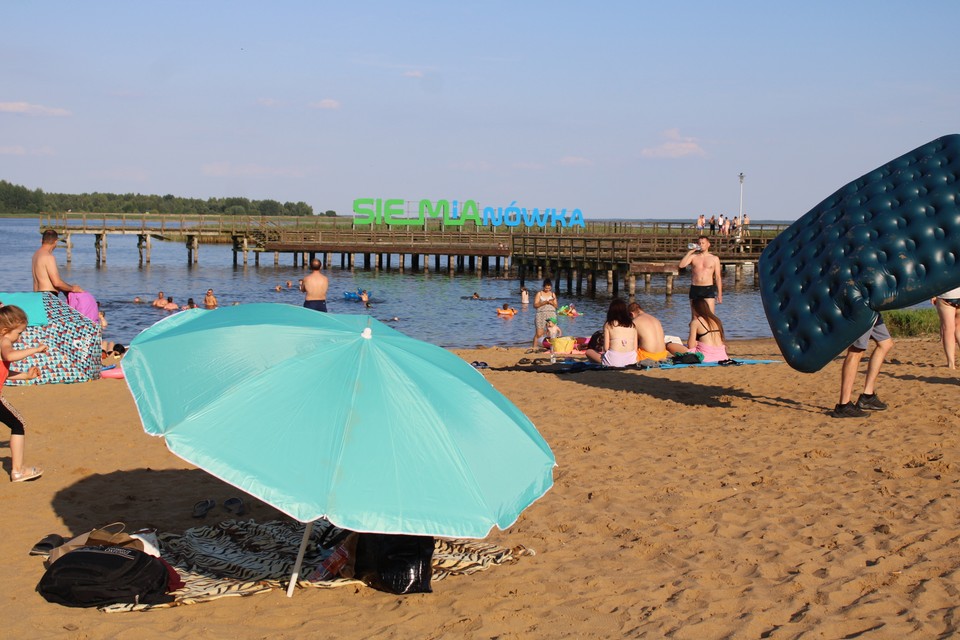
[{"left": 885, "top": 308, "right": 939, "bottom": 337}]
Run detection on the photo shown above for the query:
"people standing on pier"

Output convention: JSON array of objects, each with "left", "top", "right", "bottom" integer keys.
[
  {"left": 679, "top": 236, "right": 722, "bottom": 315},
  {"left": 301, "top": 258, "right": 329, "bottom": 312},
  {"left": 709, "top": 215, "right": 716, "bottom": 234},
  {"left": 32, "top": 229, "right": 83, "bottom": 295},
  {"left": 204, "top": 288, "right": 218, "bottom": 310},
  {"left": 532, "top": 279, "right": 559, "bottom": 351},
  {"left": 696, "top": 214, "right": 705, "bottom": 233}
]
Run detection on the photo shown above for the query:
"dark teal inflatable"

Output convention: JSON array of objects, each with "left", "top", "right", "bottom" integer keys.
[{"left": 759, "top": 134, "right": 960, "bottom": 372}]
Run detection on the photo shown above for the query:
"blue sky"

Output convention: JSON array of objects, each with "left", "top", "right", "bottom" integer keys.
[{"left": 2, "top": 1, "right": 958, "bottom": 220}]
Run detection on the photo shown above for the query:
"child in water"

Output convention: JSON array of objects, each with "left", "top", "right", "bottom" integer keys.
[{"left": 0, "top": 305, "right": 47, "bottom": 482}]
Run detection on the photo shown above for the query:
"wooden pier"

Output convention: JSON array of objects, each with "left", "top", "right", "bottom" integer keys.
[{"left": 39, "top": 213, "right": 785, "bottom": 297}]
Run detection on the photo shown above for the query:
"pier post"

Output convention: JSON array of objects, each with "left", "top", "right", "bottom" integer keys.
[
  {"left": 754, "top": 263, "right": 759, "bottom": 286},
  {"left": 274, "top": 252, "right": 279, "bottom": 266},
  {"left": 254, "top": 251, "right": 260, "bottom": 266},
  {"left": 242, "top": 237, "right": 249, "bottom": 265},
  {"left": 644, "top": 274, "right": 652, "bottom": 291},
  {"left": 566, "top": 268, "right": 573, "bottom": 294},
  {"left": 364, "top": 253, "right": 371, "bottom": 270},
  {"left": 94, "top": 233, "right": 103, "bottom": 265},
  {"left": 65, "top": 233, "right": 73, "bottom": 263},
  {"left": 587, "top": 271, "right": 595, "bottom": 296},
  {"left": 666, "top": 274, "right": 674, "bottom": 296},
  {"left": 735, "top": 263, "right": 743, "bottom": 283},
  {"left": 576, "top": 268, "right": 583, "bottom": 294},
  {"left": 627, "top": 274, "right": 636, "bottom": 297},
  {"left": 606, "top": 269, "right": 614, "bottom": 294}
]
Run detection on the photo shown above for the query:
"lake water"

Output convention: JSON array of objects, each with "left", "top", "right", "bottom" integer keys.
[{"left": 0, "top": 217, "right": 775, "bottom": 348}]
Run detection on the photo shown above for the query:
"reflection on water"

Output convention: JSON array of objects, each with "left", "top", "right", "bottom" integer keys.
[{"left": 0, "top": 218, "right": 773, "bottom": 348}]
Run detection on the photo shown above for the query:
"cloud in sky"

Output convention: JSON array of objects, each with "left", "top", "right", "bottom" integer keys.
[
  {"left": 403, "top": 70, "right": 424, "bottom": 78},
  {"left": 0, "top": 102, "right": 71, "bottom": 117},
  {"left": 309, "top": 99, "right": 341, "bottom": 110},
  {"left": 513, "top": 161, "right": 545, "bottom": 170},
  {"left": 257, "top": 98, "right": 283, "bottom": 107},
  {"left": 640, "top": 129, "right": 706, "bottom": 159},
  {"left": 558, "top": 156, "right": 593, "bottom": 167},
  {"left": 201, "top": 162, "right": 308, "bottom": 178},
  {"left": 0, "top": 145, "right": 55, "bottom": 156}
]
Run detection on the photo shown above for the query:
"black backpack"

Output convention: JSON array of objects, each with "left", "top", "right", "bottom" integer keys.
[{"left": 37, "top": 546, "right": 174, "bottom": 608}]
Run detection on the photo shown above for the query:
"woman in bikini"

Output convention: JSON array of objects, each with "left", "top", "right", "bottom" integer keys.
[
  {"left": 933, "top": 285, "right": 960, "bottom": 369},
  {"left": 585, "top": 298, "right": 638, "bottom": 367},
  {"left": 688, "top": 297, "right": 728, "bottom": 362}
]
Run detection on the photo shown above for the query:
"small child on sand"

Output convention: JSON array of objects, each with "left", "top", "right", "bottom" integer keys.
[{"left": 0, "top": 305, "right": 47, "bottom": 482}]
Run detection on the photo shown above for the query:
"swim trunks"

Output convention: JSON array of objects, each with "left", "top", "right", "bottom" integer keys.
[
  {"left": 851, "top": 316, "right": 890, "bottom": 350},
  {"left": 303, "top": 300, "right": 328, "bottom": 312},
  {"left": 637, "top": 348, "right": 669, "bottom": 362},
  {"left": 688, "top": 284, "right": 717, "bottom": 300}
]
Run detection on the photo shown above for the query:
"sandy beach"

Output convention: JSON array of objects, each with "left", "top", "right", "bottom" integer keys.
[{"left": 3, "top": 336, "right": 959, "bottom": 638}]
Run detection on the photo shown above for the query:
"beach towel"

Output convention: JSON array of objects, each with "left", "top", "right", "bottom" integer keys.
[
  {"left": 4, "top": 293, "right": 101, "bottom": 386},
  {"left": 0, "top": 292, "right": 48, "bottom": 326},
  {"left": 658, "top": 359, "right": 782, "bottom": 369},
  {"left": 99, "top": 519, "right": 535, "bottom": 612},
  {"left": 66, "top": 291, "right": 99, "bottom": 324}
]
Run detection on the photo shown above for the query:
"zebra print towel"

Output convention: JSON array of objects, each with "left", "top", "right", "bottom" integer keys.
[{"left": 102, "top": 519, "right": 534, "bottom": 612}]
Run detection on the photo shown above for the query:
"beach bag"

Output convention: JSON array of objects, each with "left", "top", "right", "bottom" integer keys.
[
  {"left": 672, "top": 352, "right": 704, "bottom": 365},
  {"left": 586, "top": 330, "right": 604, "bottom": 352},
  {"left": 551, "top": 336, "right": 577, "bottom": 354},
  {"left": 36, "top": 546, "right": 174, "bottom": 608},
  {"left": 45, "top": 522, "right": 143, "bottom": 567},
  {"left": 353, "top": 533, "right": 434, "bottom": 595}
]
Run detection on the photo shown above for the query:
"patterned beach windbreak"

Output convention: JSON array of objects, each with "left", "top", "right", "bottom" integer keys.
[{"left": 2, "top": 292, "right": 101, "bottom": 385}]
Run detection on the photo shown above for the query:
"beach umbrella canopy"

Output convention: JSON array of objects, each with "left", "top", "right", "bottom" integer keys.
[{"left": 123, "top": 304, "right": 556, "bottom": 540}]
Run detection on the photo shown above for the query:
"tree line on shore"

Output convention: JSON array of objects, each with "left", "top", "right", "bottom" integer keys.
[{"left": 0, "top": 179, "right": 335, "bottom": 217}]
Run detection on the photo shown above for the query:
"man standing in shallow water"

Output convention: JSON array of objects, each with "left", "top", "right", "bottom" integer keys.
[
  {"left": 301, "top": 259, "right": 329, "bottom": 312},
  {"left": 679, "top": 235, "right": 722, "bottom": 315},
  {"left": 32, "top": 229, "right": 83, "bottom": 294}
]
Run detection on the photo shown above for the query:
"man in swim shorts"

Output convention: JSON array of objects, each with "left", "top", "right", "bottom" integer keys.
[
  {"left": 32, "top": 229, "right": 83, "bottom": 295},
  {"left": 830, "top": 315, "right": 894, "bottom": 418},
  {"left": 301, "top": 258, "right": 329, "bottom": 312},
  {"left": 679, "top": 235, "right": 722, "bottom": 315},
  {"left": 628, "top": 302, "right": 670, "bottom": 362}
]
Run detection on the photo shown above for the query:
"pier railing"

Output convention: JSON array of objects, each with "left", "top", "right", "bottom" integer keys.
[{"left": 38, "top": 212, "right": 785, "bottom": 264}]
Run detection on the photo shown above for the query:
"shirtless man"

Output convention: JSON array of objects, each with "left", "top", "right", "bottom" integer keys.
[
  {"left": 627, "top": 302, "right": 670, "bottom": 362},
  {"left": 679, "top": 235, "right": 722, "bottom": 314},
  {"left": 151, "top": 292, "right": 166, "bottom": 308},
  {"left": 203, "top": 288, "right": 218, "bottom": 310},
  {"left": 301, "top": 258, "right": 329, "bottom": 312},
  {"left": 32, "top": 230, "right": 83, "bottom": 294}
]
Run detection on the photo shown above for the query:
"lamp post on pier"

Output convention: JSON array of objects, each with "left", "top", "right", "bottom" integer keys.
[{"left": 738, "top": 172, "right": 745, "bottom": 228}]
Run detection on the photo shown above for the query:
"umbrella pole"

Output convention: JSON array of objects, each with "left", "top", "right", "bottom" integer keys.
[{"left": 286, "top": 520, "right": 315, "bottom": 598}]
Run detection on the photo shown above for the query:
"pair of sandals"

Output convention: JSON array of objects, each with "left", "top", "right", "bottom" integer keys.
[
  {"left": 192, "top": 497, "right": 246, "bottom": 518},
  {"left": 11, "top": 466, "right": 43, "bottom": 483},
  {"left": 717, "top": 359, "right": 742, "bottom": 366},
  {"left": 470, "top": 361, "right": 489, "bottom": 369}
]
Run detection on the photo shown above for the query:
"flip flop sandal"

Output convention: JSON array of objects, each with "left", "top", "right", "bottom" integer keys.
[
  {"left": 224, "top": 497, "right": 246, "bottom": 516},
  {"left": 518, "top": 358, "right": 532, "bottom": 365},
  {"left": 192, "top": 498, "right": 216, "bottom": 518},
  {"left": 29, "top": 533, "right": 65, "bottom": 556},
  {"left": 11, "top": 466, "right": 43, "bottom": 482}
]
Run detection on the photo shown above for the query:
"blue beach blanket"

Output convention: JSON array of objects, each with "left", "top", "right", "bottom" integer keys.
[{"left": 658, "top": 359, "right": 781, "bottom": 369}]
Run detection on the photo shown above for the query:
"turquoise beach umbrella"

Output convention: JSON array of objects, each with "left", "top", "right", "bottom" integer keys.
[{"left": 123, "top": 304, "right": 555, "bottom": 592}]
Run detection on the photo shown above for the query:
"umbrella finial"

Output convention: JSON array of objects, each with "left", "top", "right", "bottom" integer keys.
[{"left": 361, "top": 327, "right": 372, "bottom": 339}]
